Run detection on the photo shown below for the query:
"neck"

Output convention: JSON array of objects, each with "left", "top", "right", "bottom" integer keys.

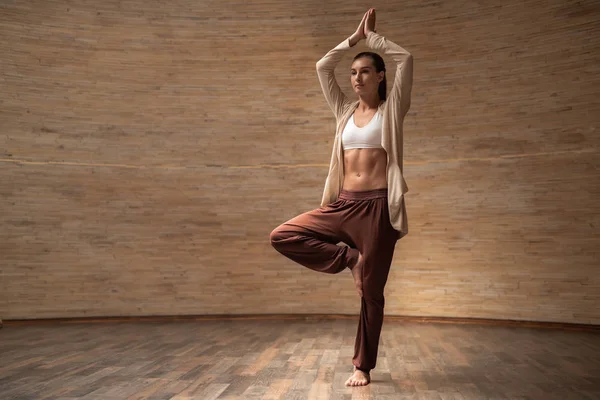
[{"left": 357, "top": 93, "right": 381, "bottom": 111}]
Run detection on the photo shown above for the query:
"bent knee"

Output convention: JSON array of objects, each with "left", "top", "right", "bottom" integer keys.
[{"left": 269, "top": 225, "right": 288, "bottom": 246}]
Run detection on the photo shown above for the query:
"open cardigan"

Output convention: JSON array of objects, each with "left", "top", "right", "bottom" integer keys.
[{"left": 316, "top": 31, "right": 413, "bottom": 239}]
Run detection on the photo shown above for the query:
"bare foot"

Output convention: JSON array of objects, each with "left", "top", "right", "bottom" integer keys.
[
  {"left": 349, "top": 252, "right": 363, "bottom": 297},
  {"left": 345, "top": 367, "right": 370, "bottom": 386}
]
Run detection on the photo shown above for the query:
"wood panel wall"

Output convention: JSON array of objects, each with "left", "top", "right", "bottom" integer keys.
[{"left": 1, "top": 0, "right": 599, "bottom": 324}]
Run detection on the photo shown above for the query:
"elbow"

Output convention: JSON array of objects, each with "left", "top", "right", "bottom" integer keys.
[
  {"left": 397, "top": 54, "right": 413, "bottom": 74},
  {"left": 316, "top": 59, "right": 326, "bottom": 71},
  {"left": 316, "top": 56, "right": 335, "bottom": 72},
  {"left": 394, "top": 53, "right": 412, "bottom": 71}
]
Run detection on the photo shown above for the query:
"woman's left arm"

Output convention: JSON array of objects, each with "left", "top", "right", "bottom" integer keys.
[{"left": 365, "top": 31, "right": 413, "bottom": 119}]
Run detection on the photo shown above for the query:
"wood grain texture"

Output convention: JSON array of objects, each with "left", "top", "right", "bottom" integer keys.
[
  {"left": 0, "top": 320, "right": 599, "bottom": 399},
  {"left": 1, "top": 0, "right": 600, "bottom": 323}
]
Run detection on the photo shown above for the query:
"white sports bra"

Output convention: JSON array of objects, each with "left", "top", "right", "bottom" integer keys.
[{"left": 341, "top": 111, "right": 384, "bottom": 150}]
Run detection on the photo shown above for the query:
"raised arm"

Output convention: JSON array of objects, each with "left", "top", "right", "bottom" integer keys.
[
  {"left": 365, "top": 30, "right": 413, "bottom": 119},
  {"left": 315, "top": 39, "right": 353, "bottom": 118},
  {"left": 316, "top": 11, "right": 370, "bottom": 118}
]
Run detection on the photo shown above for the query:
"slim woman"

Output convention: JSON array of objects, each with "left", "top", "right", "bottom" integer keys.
[{"left": 270, "top": 8, "right": 413, "bottom": 386}]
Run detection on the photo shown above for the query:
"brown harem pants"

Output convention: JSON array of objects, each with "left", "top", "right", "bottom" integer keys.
[{"left": 269, "top": 188, "right": 399, "bottom": 372}]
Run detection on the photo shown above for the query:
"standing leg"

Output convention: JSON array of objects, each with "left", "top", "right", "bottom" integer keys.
[
  {"left": 270, "top": 199, "right": 360, "bottom": 274},
  {"left": 339, "top": 189, "right": 399, "bottom": 386},
  {"left": 352, "top": 234, "right": 396, "bottom": 371}
]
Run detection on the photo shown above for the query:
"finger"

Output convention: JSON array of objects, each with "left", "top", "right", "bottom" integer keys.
[
  {"left": 359, "top": 11, "right": 369, "bottom": 30},
  {"left": 359, "top": 11, "right": 367, "bottom": 24},
  {"left": 358, "top": 14, "right": 367, "bottom": 30}
]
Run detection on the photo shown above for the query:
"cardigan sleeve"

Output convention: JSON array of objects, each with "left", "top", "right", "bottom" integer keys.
[
  {"left": 365, "top": 31, "right": 413, "bottom": 119},
  {"left": 316, "top": 38, "right": 354, "bottom": 119}
]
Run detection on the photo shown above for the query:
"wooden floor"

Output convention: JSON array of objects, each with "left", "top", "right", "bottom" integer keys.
[{"left": 0, "top": 319, "right": 599, "bottom": 400}]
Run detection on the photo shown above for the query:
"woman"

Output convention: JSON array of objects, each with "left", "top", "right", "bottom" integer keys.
[{"left": 270, "top": 8, "right": 413, "bottom": 386}]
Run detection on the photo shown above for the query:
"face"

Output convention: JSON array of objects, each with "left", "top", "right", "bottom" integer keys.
[{"left": 351, "top": 57, "right": 384, "bottom": 96}]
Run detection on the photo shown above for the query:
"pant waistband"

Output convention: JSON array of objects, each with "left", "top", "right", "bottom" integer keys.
[{"left": 338, "top": 188, "right": 388, "bottom": 201}]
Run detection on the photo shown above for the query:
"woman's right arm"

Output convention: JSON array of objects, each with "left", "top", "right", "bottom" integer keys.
[
  {"left": 315, "top": 12, "right": 368, "bottom": 118},
  {"left": 315, "top": 39, "right": 353, "bottom": 118}
]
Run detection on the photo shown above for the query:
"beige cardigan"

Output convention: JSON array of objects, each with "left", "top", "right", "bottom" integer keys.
[{"left": 316, "top": 31, "right": 413, "bottom": 239}]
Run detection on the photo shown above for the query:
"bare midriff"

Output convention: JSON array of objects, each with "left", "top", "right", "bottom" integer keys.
[{"left": 342, "top": 148, "right": 388, "bottom": 191}]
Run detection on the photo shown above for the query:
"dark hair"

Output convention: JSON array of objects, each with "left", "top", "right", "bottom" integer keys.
[{"left": 353, "top": 52, "right": 387, "bottom": 101}]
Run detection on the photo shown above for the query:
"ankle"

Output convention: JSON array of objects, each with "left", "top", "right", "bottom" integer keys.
[
  {"left": 349, "top": 252, "right": 361, "bottom": 270},
  {"left": 354, "top": 366, "right": 370, "bottom": 375}
]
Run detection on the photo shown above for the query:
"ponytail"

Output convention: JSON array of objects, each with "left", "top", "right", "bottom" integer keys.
[{"left": 378, "top": 76, "right": 387, "bottom": 101}]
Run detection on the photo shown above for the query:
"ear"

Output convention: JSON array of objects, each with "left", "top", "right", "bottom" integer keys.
[{"left": 377, "top": 71, "right": 385, "bottom": 83}]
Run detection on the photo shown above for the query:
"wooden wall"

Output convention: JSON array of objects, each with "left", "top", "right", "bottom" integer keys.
[{"left": 1, "top": 0, "right": 599, "bottom": 324}]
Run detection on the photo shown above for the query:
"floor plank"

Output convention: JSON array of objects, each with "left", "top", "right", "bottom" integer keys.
[{"left": 0, "top": 320, "right": 599, "bottom": 399}]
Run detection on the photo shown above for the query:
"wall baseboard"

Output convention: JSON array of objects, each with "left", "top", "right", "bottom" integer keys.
[{"left": 3, "top": 314, "right": 599, "bottom": 332}]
